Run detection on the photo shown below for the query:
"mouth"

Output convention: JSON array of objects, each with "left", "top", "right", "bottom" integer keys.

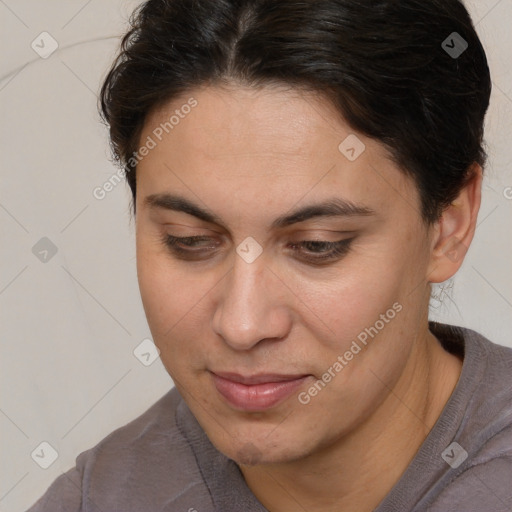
[{"left": 210, "top": 371, "right": 312, "bottom": 412}]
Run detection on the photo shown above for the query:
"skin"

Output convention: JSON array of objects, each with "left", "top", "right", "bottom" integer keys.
[{"left": 135, "top": 84, "right": 482, "bottom": 512}]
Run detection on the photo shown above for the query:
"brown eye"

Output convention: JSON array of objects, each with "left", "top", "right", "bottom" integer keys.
[
  {"left": 162, "top": 235, "right": 219, "bottom": 259},
  {"left": 165, "top": 235, "right": 215, "bottom": 248},
  {"left": 288, "top": 239, "right": 353, "bottom": 264}
]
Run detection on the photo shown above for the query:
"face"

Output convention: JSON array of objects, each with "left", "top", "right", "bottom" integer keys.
[{"left": 135, "top": 84, "right": 434, "bottom": 465}]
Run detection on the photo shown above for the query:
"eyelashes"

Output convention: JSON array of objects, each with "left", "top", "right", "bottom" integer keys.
[{"left": 161, "top": 234, "right": 354, "bottom": 265}]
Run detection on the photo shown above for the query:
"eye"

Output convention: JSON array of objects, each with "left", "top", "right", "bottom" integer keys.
[
  {"left": 161, "top": 235, "right": 354, "bottom": 264},
  {"left": 287, "top": 239, "right": 353, "bottom": 264},
  {"left": 162, "top": 234, "right": 219, "bottom": 256}
]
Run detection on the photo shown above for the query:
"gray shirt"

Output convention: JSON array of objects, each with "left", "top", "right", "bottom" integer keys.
[{"left": 26, "top": 322, "right": 512, "bottom": 511}]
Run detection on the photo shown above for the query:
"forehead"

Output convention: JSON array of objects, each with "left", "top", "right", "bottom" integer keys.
[
  {"left": 137, "top": 85, "right": 419, "bottom": 223},
  {"left": 143, "top": 84, "right": 374, "bottom": 160}
]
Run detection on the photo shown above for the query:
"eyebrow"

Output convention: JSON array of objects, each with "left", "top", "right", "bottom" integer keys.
[{"left": 143, "top": 193, "right": 375, "bottom": 230}]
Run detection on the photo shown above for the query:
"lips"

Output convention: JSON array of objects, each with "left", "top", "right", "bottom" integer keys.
[
  {"left": 211, "top": 371, "right": 312, "bottom": 411},
  {"left": 213, "top": 371, "right": 309, "bottom": 385}
]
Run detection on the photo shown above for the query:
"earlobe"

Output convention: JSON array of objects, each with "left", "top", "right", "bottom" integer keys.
[{"left": 427, "top": 163, "right": 483, "bottom": 283}]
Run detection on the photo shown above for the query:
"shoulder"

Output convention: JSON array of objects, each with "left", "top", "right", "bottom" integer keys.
[
  {"left": 459, "top": 325, "right": 512, "bottom": 432},
  {"left": 78, "top": 385, "right": 182, "bottom": 464},
  {"left": 431, "top": 321, "right": 512, "bottom": 414},
  {"left": 427, "top": 425, "right": 512, "bottom": 511},
  {"left": 423, "top": 323, "right": 512, "bottom": 511},
  {"left": 79, "top": 387, "right": 213, "bottom": 508},
  {"left": 26, "top": 387, "right": 214, "bottom": 511},
  {"left": 444, "top": 325, "right": 512, "bottom": 473}
]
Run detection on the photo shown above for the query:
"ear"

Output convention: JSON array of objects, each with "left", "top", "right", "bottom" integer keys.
[{"left": 427, "top": 163, "right": 483, "bottom": 283}]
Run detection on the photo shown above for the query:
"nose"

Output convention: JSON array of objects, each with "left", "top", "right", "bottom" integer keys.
[{"left": 212, "top": 253, "right": 292, "bottom": 351}]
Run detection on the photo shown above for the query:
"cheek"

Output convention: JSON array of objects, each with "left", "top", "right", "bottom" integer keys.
[
  {"left": 136, "top": 240, "right": 200, "bottom": 345},
  {"left": 306, "top": 281, "right": 397, "bottom": 358},
  {"left": 136, "top": 236, "right": 228, "bottom": 383},
  {"left": 281, "top": 251, "right": 402, "bottom": 352},
  {"left": 294, "top": 236, "right": 427, "bottom": 368}
]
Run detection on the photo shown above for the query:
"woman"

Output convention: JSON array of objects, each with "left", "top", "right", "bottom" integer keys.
[{"left": 27, "top": 0, "right": 512, "bottom": 510}]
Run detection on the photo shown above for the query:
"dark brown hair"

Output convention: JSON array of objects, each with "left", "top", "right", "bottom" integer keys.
[{"left": 99, "top": 0, "right": 491, "bottom": 222}]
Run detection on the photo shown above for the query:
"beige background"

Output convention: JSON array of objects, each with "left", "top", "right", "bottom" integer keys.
[{"left": 0, "top": 1, "right": 511, "bottom": 510}]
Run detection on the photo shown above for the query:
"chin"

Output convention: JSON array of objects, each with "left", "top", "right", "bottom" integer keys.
[
  {"left": 210, "top": 426, "right": 311, "bottom": 467},
  {"left": 231, "top": 440, "right": 268, "bottom": 465}
]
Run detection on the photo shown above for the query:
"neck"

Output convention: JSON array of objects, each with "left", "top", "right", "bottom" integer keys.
[{"left": 238, "top": 327, "right": 463, "bottom": 512}]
